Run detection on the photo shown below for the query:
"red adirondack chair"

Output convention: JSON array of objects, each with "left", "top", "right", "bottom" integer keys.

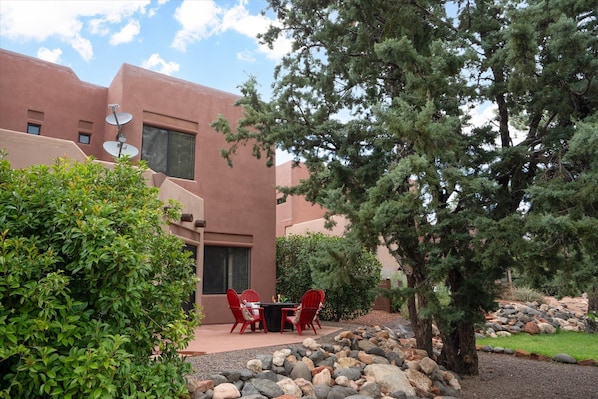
[
  {"left": 313, "top": 289, "right": 325, "bottom": 329},
  {"left": 226, "top": 288, "right": 268, "bottom": 334},
  {"left": 280, "top": 289, "right": 321, "bottom": 335},
  {"left": 240, "top": 289, "right": 260, "bottom": 303}
]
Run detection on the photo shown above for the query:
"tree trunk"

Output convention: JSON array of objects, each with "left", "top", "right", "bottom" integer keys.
[
  {"left": 438, "top": 321, "right": 479, "bottom": 375},
  {"left": 588, "top": 285, "right": 597, "bottom": 314},
  {"left": 406, "top": 272, "right": 433, "bottom": 357},
  {"left": 437, "top": 263, "right": 481, "bottom": 375}
]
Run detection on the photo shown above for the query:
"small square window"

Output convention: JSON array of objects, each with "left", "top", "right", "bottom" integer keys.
[
  {"left": 27, "top": 123, "right": 41, "bottom": 135},
  {"left": 78, "top": 133, "right": 91, "bottom": 144}
]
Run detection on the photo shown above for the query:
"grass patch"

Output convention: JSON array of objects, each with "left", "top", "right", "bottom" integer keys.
[{"left": 476, "top": 331, "right": 598, "bottom": 361}]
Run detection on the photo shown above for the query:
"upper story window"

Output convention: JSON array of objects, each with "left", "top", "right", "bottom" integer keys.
[
  {"left": 141, "top": 125, "right": 195, "bottom": 180},
  {"left": 27, "top": 123, "right": 41, "bottom": 135},
  {"left": 78, "top": 133, "right": 91, "bottom": 144}
]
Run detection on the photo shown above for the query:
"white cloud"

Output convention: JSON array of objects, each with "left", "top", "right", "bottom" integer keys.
[
  {"left": 466, "top": 102, "right": 497, "bottom": 130},
  {"left": 171, "top": 0, "right": 223, "bottom": 51},
  {"left": 0, "top": 1, "right": 149, "bottom": 60},
  {"left": 256, "top": 33, "right": 293, "bottom": 61},
  {"left": 37, "top": 47, "right": 63, "bottom": 64},
  {"left": 110, "top": 20, "right": 141, "bottom": 45},
  {"left": 148, "top": 0, "right": 169, "bottom": 18},
  {"left": 237, "top": 50, "right": 256, "bottom": 62},
  {"left": 221, "top": 1, "right": 292, "bottom": 60},
  {"left": 71, "top": 35, "right": 94, "bottom": 61},
  {"left": 141, "top": 53, "right": 180, "bottom": 76},
  {"left": 170, "top": 0, "right": 291, "bottom": 60},
  {"left": 221, "top": 1, "right": 267, "bottom": 37},
  {"left": 463, "top": 102, "right": 527, "bottom": 146}
]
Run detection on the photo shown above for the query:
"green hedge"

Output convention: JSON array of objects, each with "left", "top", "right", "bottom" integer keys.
[
  {"left": 276, "top": 233, "right": 381, "bottom": 321},
  {"left": 0, "top": 157, "right": 201, "bottom": 398}
]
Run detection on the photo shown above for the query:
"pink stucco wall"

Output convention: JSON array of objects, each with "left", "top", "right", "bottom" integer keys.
[{"left": 0, "top": 49, "right": 276, "bottom": 324}]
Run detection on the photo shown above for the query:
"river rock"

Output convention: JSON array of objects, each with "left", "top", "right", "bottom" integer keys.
[
  {"left": 246, "top": 359, "right": 262, "bottom": 373},
  {"left": 194, "top": 324, "right": 467, "bottom": 399},
  {"left": 481, "top": 301, "right": 589, "bottom": 337},
  {"left": 522, "top": 321, "right": 540, "bottom": 334},
  {"left": 552, "top": 353, "right": 577, "bottom": 364},
  {"left": 419, "top": 357, "right": 439, "bottom": 375},
  {"left": 213, "top": 383, "right": 241, "bottom": 399},
  {"left": 251, "top": 378, "right": 284, "bottom": 397},
  {"left": 312, "top": 367, "right": 333, "bottom": 386},
  {"left": 363, "top": 364, "right": 416, "bottom": 397},
  {"left": 277, "top": 377, "right": 303, "bottom": 397},
  {"left": 406, "top": 368, "right": 432, "bottom": 392},
  {"left": 290, "top": 361, "right": 312, "bottom": 381}
]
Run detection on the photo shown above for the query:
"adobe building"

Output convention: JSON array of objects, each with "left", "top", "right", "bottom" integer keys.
[{"left": 0, "top": 49, "right": 276, "bottom": 324}]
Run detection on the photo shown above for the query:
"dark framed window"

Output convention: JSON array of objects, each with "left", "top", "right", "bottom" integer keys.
[
  {"left": 203, "top": 246, "right": 250, "bottom": 294},
  {"left": 78, "top": 133, "right": 91, "bottom": 144},
  {"left": 141, "top": 125, "right": 195, "bottom": 179},
  {"left": 27, "top": 123, "right": 41, "bottom": 135}
]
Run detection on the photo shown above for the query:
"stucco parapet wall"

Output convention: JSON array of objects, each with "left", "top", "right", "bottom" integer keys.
[
  {"left": 1, "top": 129, "right": 87, "bottom": 168},
  {"left": 158, "top": 178, "right": 205, "bottom": 226}
]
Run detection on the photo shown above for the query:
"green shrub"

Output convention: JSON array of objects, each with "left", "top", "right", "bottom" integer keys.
[
  {"left": 0, "top": 157, "right": 201, "bottom": 398},
  {"left": 276, "top": 233, "right": 381, "bottom": 321},
  {"left": 502, "top": 286, "right": 546, "bottom": 303}
]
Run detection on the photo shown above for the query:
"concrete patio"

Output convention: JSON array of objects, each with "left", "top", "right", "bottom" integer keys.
[{"left": 182, "top": 323, "right": 341, "bottom": 355}]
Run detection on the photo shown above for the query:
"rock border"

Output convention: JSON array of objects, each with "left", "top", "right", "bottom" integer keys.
[{"left": 187, "top": 326, "right": 461, "bottom": 399}]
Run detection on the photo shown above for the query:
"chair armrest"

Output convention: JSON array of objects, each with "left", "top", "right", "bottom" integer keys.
[{"left": 257, "top": 307, "right": 268, "bottom": 332}]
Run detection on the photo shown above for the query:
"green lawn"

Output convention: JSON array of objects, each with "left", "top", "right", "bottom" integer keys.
[{"left": 476, "top": 331, "right": 598, "bottom": 361}]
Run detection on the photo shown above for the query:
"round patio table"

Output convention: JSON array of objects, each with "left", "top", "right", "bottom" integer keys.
[{"left": 260, "top": 302, "right": 298, "bottom": 332}]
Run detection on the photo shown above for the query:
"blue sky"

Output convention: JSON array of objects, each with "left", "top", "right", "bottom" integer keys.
[{"left": 0, "top": 0, "right": 285, "bottom": 96}]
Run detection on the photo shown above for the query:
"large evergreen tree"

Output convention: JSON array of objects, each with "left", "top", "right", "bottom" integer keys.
[{"left": 213, "top": 0, "right": 597, "bottom": 375}]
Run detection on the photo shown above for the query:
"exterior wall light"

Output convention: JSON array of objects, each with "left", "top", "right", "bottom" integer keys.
[{"left": 180, "top": 213, "right": 193, "bottom": 222}]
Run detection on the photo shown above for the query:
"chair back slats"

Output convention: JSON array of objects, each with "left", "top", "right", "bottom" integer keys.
[
  {"left": 226, "top": 288, "right": 245, "bottom": 323},
  {"left": 240, "top": 289, "right": 260, "bottom": 303},
  {"left": 299, "top": 290, "right": 321, "bottom": 322},
  {"left": 279, "top": 289, "right": 321, "bottom": 335}
]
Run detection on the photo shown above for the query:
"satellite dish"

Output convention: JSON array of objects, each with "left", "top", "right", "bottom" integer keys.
[
  {"left": 103, "top": 141, "right": 139, "bottom": 158},
  {"left": 104, "top": 104, "right": 136, "bottom": 158},
  {"left": 105, "top": 112, "right": 133, "bottom": 126}
]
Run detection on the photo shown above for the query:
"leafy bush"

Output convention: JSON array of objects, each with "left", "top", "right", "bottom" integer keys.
[
  {"left": 0, "top": 157, "right": 201, "bottom": 398},
  {"left": 276, "top": 233, "right": 381, "bottom": 321}
]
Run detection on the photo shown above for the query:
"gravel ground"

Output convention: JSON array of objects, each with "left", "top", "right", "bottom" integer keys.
[{"left": 186, "top": 310, "right": 598, "bottom": 399}]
